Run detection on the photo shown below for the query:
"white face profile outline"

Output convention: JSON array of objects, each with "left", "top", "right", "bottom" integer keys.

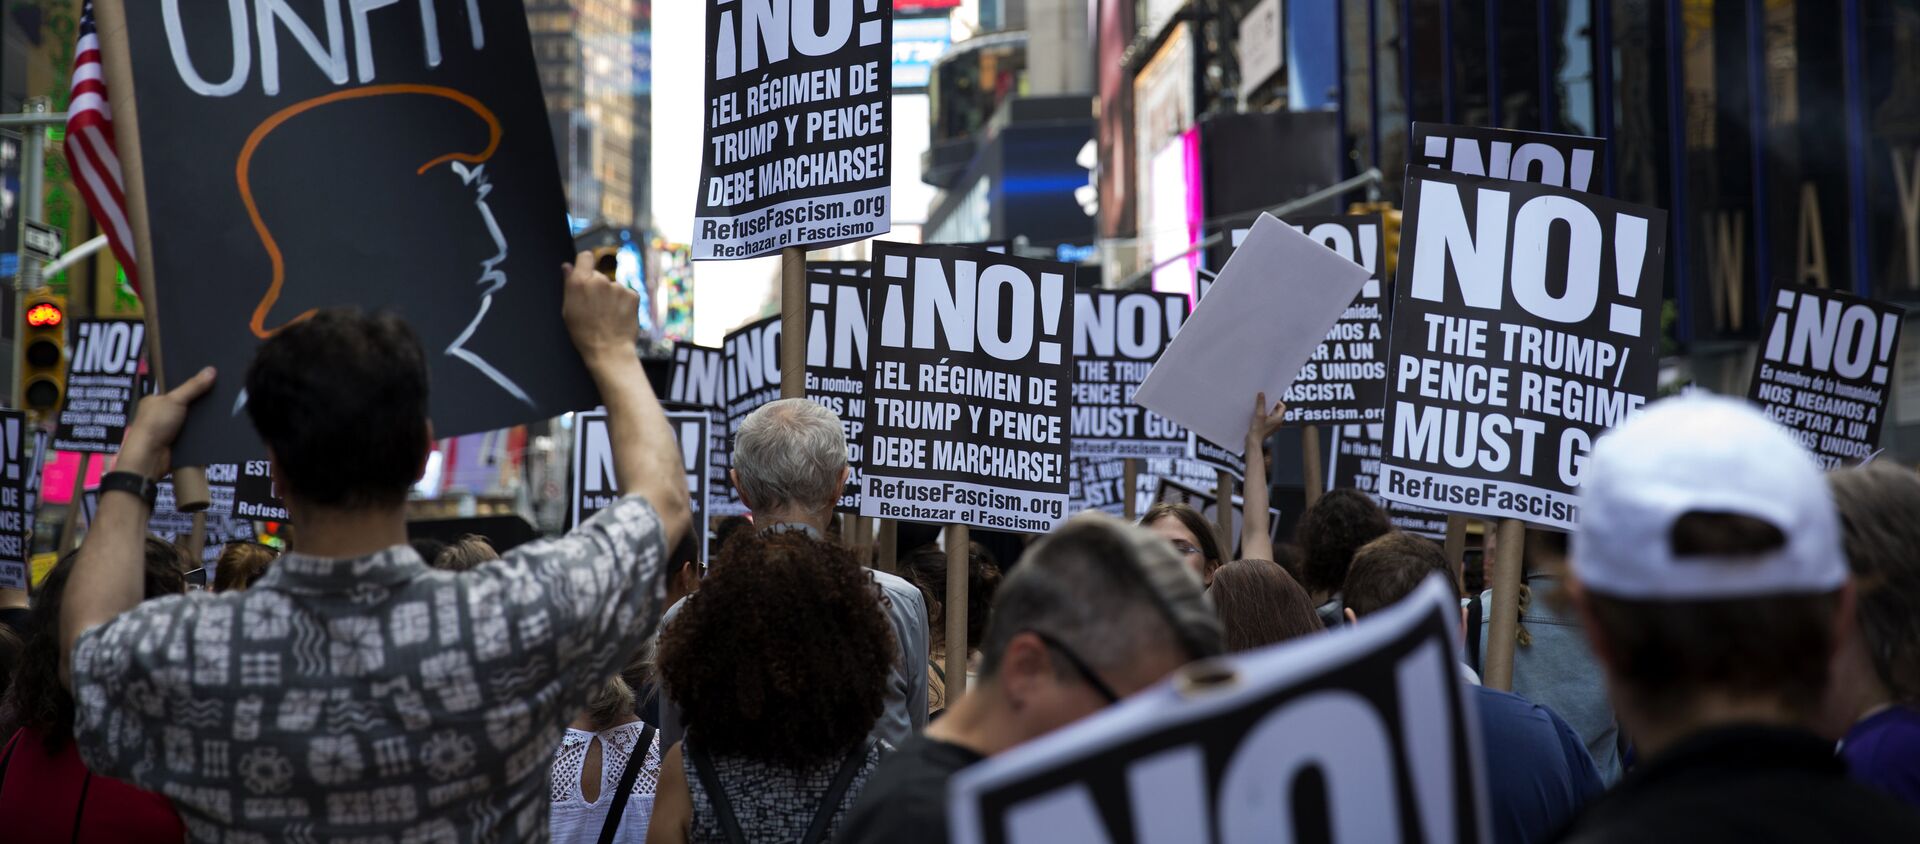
[{"left": 444, "top": 161, "right": 531, "bottom": 407}]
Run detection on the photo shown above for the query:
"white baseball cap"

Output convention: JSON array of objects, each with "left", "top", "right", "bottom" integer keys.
[{"left": 1571, "top": 393, "right": 1847, "bottom": 600}]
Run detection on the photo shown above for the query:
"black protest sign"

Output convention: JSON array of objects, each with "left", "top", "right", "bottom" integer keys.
[
  {"left": 1282, "top": 214, "right": 1390, "bottom": 425},
  {"left": 665, "top": 409, "right": 713, "bottom": 564},
  {"left": 1412, "top": 123, "right": 1606, "bottom": 193},
  {"left": 696, "top": 0, "right": 892, "bottom": 259},
  {"left": 54, "top": 319, "right": 146, "bottom": 453},
  {"left": 949, "top": 577, "right": 1485, "bottom": 844},
  {"left": 153, "top": 462, "right": 251, "bottom": 565},
  {"left": 1750, "top": 285, "right": 1905, "bottom": 468},
  {"left": 569, "top": 409, "right": 615, "bottom": 530},
  {"left": 0, "top": 411, "right": 27, "bottom": 589},
  {"left": 235, "top": 460, "right": 290, "bottom": 523},
  {"left": 808, "top": 271, "right": 870, "bottom": 511},
  {"left": 106, "top": 0, "right": 594, "bottom": 465},
  {"left": 1379, "top": 169, "right": 1666, "bottom": 530},
  {"left": 861, "top": 243, "right": 1075, "bottom": 532},
  {"left": 723, "top": 315, "right": 784, "bottom": 512},
  {"left": 669, "top": 342, "right": 741, "bottom": 517},
  {"left": 1071, "top": 290, "right": 1189, "bottom": 458},
  {"left": 1067, "top": 457, "right": 1128, "bottom": 517},
  {"left": 24, "top": 429, "right": 47, "bottom": 542},
  {"left": 1330, "top": 424, "right": 1448, "bottom": 539},
  {"left": 1189, "top": 435, "right": 1247, "bottom": 480}
]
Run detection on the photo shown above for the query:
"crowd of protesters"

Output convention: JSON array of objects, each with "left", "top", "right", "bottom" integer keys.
[{"left": 0, "top": 256, "right": 1916, "bottom": 842}]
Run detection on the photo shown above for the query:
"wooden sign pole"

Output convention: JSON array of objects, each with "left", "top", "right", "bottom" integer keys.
[
  {"left": 876, "top": 518, "right": 898, "bottom": 574},
  {"left": 1442, "top": 515, "right": 1468, "bottom": 581},
  {"left": 93, "top": 1, "right": 210, "bottom": 513},
  {"left": 1123, "top": 458, "right": 1139, "bottom": 521},
  {"left": 184, "top": 511, "right": 207, "bottom": 569},
  {"left": 1214, "top": 469, "right": 1235, "bottom": 555},
  {"left": 779, "top": 246, "right": 806, "bottom": 399},
  {"left": 945, "top": 523, "right": 969, "bottom": 701},
  {"left": 56, "top": 452, "right": 90, "bottom": 553},
  {"left": 1300, "top": 427, "right": 1324, "bottom": 508},
  {"left": 1483, "top": 519, "right": 1527, "bottom": 692}
]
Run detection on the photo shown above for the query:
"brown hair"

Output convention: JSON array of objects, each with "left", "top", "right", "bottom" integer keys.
[
  {"left": 903, "top": 541, "right": 1004, "bottom": 652},
  {"left": 658, "top": 530, "right": 892, "bottom": 766},
  {"left": 1585, "top": 512, "right": 1841, "bottom": 718},
  {"left": 433, "top": 534, "right": 499, "bottom": 572},
  {"left": 582, "top": 676, "right": 638, "bottom": 730},
  {"left": 1140, "top": 502, "right": 1223, "bottom": 576},
  {"left": 212, "top": 542, "right": 278, "bottom": 592},
  {"left": 1827, "top": 465, "right": 1920, "bottom": 702},
  {"left": 1342, "top": 532, "right": 1451, "bottom": 617},
  {"left": 1296, "top": 489, "right": 1392, "bottom": 597},
  {"left": 1210, "top": 559, "right": 1323, "bottom": 650}
]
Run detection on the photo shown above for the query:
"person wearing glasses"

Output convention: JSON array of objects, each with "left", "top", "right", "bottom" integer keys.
[{"left": 834, "top": 514, "right": 1224, "bottom": 844}]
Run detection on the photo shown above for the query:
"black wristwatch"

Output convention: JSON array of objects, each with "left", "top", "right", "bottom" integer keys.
[{"left": 99, "top": 471, "right": 159, "bottom": 509}]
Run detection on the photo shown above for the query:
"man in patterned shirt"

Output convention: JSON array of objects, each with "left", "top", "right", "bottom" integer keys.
[{"left": 56, "top": 254, "right": 690, "bottom": 841}]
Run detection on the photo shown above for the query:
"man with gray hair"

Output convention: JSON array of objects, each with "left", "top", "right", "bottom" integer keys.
[
  {"left": 835, "top": 513, "right": 1225, "bottom": 844},
  {"left": 658, "top": 398, "right": 929, "bottom": 747}
]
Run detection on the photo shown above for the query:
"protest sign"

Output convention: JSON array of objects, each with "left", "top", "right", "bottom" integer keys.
[
  {"left": 569, "top": 410, "right": 614, "bottom": 530},
  {"left": 808, "top": 271, "right": 870, "bottom": 510},
  {"left": 695, "top": 0, "right": 892, "bottom": 259},
  {"left": 1153, "top": 477, "right": 1279, "bottom": 556},
  {"left": 54, "top": 319, "right": 146, "bottom": 454},
  {"left": 860, "top": 243, "right": 1075, "bottom": 533},
  {"left": 1750, "top": 285, "right": 1905, "bottom": 468},
  {"left": 1330, "top": 424, "right": 1448, "bottom": 539},
  {"left": 1071, "top": 290, "right": 1189, "bottom": 459},
  {"left": 235, "top": 460, "right": 290, "bottom": 523},
  {"left": 723, "top": 313, "right": 784, "bottom": 501},
  {"left": 670, "top": 342, "right": 741, "bottom": 516},
  {"left": 1068, "top": 457, "right": 1129, "bottom": 517},
  {"left": 1138, "top": 214, "right": 1371, "bottom": 451},
  {"left": 0, "top": 411, "right": 28, "bottom": 588},
  {"left": 1412, "top": 123, "right": 1606, "bottom": 193},
  {"left": 949, "top": 576, "right": 1486, "bottom": 844},
  {"left": 1189, "top": 435, "right": 1247, "bottom": 480},
  {"left": 665, "top": 409, "right": 713, "bottom": 564},
  {"left": 100, "top": 0, "right": 597, "bottom": 466},
  {"left": 151, "top": 462, "right": 250, "bottom": 564},
  {"left": 24, "top": 428, "right": 47, "bottom": 542},
  {"left": 1378, "top": 169, "right": 1667, "bottom": 530}
]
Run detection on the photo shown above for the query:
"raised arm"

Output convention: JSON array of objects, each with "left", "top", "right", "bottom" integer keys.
[
  {"left": 1239, "top": 391, "right": 1287, "bottom": 564},
  {"left": 60, "top": 367, "right": 217, "bottom": 689},
  {"left": 563, "top": 252, "right": 691, "bottom": 551}
]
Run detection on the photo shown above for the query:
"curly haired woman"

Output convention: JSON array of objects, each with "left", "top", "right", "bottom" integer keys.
[{"left": 646, "top": 530, "right": 894, "bottom": 844}]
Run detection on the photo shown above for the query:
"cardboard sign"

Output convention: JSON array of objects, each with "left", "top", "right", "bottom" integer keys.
[
  {"left": 1750, "top": 285, "right": 1905, "bottom": 468},
  {"left": 54, "top": 319, "right": 146, "bottom": 454},
  {"left": 1071, "top": 290, "right": 1189, "bottom": 459},
  {"left": 808, "top": 271, "right": 870, "bottom": 511},
  {"left": 949, "top": 577, "right": 1487, "bottom": 844},
  {"left": 569, "top": 409, "right": 615, "bottom": 530},
  {"left": 105, "top": 0, "right": 596, "bottom": 465},
  {"left": 1329, "top": 424, "right": 1448, "bottom": 539},
  {"left": 0, "top": 411, "right": 28, "bottom": 589},
  {"left": 1137, "top": 214, "right": 1371, "bottom": 452},
  {"left": 695, "top": 0, "right": 892, "bottom": 259},
  {"left": 860, "top": 243, "right": 1075, "bottom": 532},
  {"left": 1412, "top": 123, "right": 1606, "bottom": 193},
  {"left": 1378, "top": 169, "right": 1666, "bottom": 530},
  {"left": 668, "top": 342, "right": 740, "bottom": 517},
  {"left": 235, "top": 459, "right": 290, "bottom": 523},
  {"left": 665, "top": 409, "right": 713, "bottom": 564},
  {"left": 1153, "top": 477, "right": 1279, "bottom": 557}
]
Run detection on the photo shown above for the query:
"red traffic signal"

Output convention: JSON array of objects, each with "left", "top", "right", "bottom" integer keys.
[{"left": 25, "top": 302, "right": 63, "bottom": 328}]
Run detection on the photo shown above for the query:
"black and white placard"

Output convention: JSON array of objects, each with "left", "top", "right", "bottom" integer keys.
[
  {"left": 1067, "top": 457, "right": 1128, "bottom": 517},
  {"left": 860, "top": 243, "right": 1075, "bottom": 532},
  {"left": 0, "top": 411, "right": 28, "bottom": 589},
  {"left": 1281, "top": 214, "right": 1390, "bottom": 425},
  {"left": 664, "top": 409, "right": 712, "bottom": 564},
  {"left": 1330, "top": 424, "right": 1448, "bottom": 539},
  {"left": 696, "top": 0, "right": 892, "bottom": 259},
  {"left": 54, "top": 319, "right": 146, "bottom": 454},
  {"left": 808, "top": 271, "right": 870, "bottom": 511},
  {"left": 1377, "top": 169, "right": 1666, "bottom": 530},
  {"left": 235, "top": 459, "right": 290, "bottom": 523},
  {"left": 949, "top": 576, "right": 1487, "bottom": 843},
  {"left": 1750, "top": 285, "right": 1905, "bottom": 468},
  {"left": 1071, "top": 290, "right": 1189, "bottom": 458},
  {"left": 1412, "top": 123, "right": 1606, "bottom": 193},
  {"left": 569, "top": 409, "right": 614, "bottom": 530},
  {"left": 722, "top": 317, "right": 785, "bottom": 512},
  {"left": 669, "top": 342, "right": 740, "bottom": 517}
]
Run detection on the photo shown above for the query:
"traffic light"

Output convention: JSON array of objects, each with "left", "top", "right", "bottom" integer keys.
[
  {"left": 21, "top": 289, "right": 67, "bottom": 417},
  {"left": 1348, "top": 201, "right": 1404, "bottom": 278}
]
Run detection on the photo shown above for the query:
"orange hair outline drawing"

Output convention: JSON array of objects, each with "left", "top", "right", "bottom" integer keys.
[{"left": 236, "top": 84, "right": 501, "bottom": 339}]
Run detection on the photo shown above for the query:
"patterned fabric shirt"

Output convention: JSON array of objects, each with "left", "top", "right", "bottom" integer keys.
[{"left": 69, "top": 496, "right": 668, "bottom": 843}]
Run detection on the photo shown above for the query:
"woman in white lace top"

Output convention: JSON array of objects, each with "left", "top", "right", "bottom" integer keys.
[{"left": 551, "top": 677, "right": 664, "bottom": 843}]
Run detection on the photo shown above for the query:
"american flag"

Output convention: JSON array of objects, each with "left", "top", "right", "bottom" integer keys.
[{"left": 64, "top": 0, "right": 138, "bottom": 293}]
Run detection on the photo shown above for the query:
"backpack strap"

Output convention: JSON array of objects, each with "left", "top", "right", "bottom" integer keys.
[
  {"left": 798, "top": 740, "right": 876, "bottom": 844},
  {"left": 596, "top": 725, "right": 656, "bottom": 844},
  {"left": 687, "top": 740, "right": 750, "bottom": 844}
]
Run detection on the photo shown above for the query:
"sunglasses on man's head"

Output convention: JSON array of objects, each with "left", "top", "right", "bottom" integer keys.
[{"left": 1029, "top": 629, "right": 1120, "bottom": 705}]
